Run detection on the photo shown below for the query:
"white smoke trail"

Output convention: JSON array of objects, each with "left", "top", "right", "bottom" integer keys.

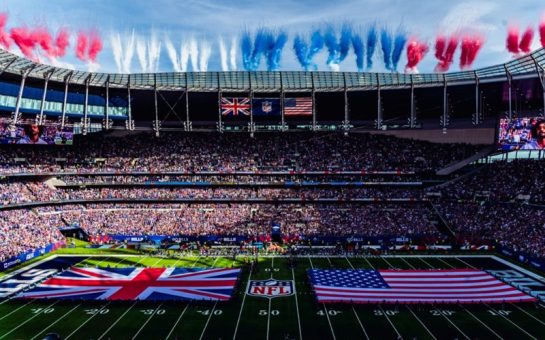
[
  {"left": 165, "top": 37, "right": 181, "bottom": 72},
  {"left": 219, "top": 37, "right": 229, "bottom": 71},
  {"left": 110, "top": 32, "right": 123, "bottom": 73},
  {"left": 189, "top": 38, "right": 199, "bottom": 72},
  {"left": 136, "top": 35, "right": 148, "bottom": 72},
  {"left": 148, "top": 32, "right": 161, "bottom": 72},
  {"left": 180, "top": 41, "right": 190, "bottom": 72},
  {"left": 199, "top": 41, "right": 212, "bottom": 72},
  {"left": 87, "top": 62, "right": 100, "bottom": 73},
  {"left": 229, "top": 37, "right": 237, "bottom": 71},
  {"left": 122, "top": 30, "right": 136, "bottom": 73}
]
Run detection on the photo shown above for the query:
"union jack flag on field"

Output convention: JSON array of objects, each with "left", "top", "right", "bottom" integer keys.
[
  {"left": 19, "top": 267, "right": 240, "bottom": 301},
  {"left": 309, "top": 269, "right": 536, "bottom": 304},
  {"left": 221, "top": 97, "right": 251, "bottom": 116}
]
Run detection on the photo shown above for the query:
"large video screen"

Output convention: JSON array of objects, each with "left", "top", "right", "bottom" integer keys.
[
  {"left": 498, "top": 117, "right": 545, "bottom": 151},
  {"left": 0, "top": 121, "right": 73, "bottom": 145}
]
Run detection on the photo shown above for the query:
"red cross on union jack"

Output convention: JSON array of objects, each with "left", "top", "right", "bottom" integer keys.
[{"left": 221, "top": 97, "right": 251, "bottom": 116}]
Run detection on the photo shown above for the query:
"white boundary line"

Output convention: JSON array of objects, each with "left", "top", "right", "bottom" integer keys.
[
  {"left": 0, "top": 300, "right": 59, "bottom": 340},
  {"left": 198, "top": 301, "right": 218, "bottom": 340},
  {"left": 344, "top": 257, "right": 370, "bottom": 340},
  {"left": 291, "top": 266, "right": 303, "bottom": 340},
  {"left": 406, "top": 306, "right": 438, "bottom": 340},
  {"left": 30, "top": 303, "right": 82, "bottom": 340},
  {"left": 96, "top": 301, "right": 137, "bottom": 340},
  {"left": 485, "top": 304, "right": 537, "bottom": 340},
  {"left": 0, "top": 299, "right": 34, "bottom": 321},
  {"left": 64, "top": 302, "right": 111, "bottom": 340},
  {"left": 511, "top": 303, "right": 545, "bottom": 326},
  {"left": 164, "top": 305, "right": 188, "bottom": 340},
  {"left": 266, "top": 257, "right": 274, "bottom": 340},
  {"left": 131, "top": 303, "right": 163, "bottom": 340},
  {"left": 232, "top": 267, "right": 252, "bottom": 339},
  {"left": 308, "top": 257, "right": 336, "bottom": 340},
  {"left": 462, "top": 307, "right": 504, "bottom": 340}
]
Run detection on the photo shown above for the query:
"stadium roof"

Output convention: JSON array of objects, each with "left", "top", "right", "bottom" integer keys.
[{"left": 0, "top": 48, "right": 544, "bottom": 92}]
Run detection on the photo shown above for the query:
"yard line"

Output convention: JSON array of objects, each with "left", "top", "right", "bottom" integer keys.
[
  {"left": 291, "top": 267, "right": 303, "bottom": 340},
  {"left": 30, "top": 303, "right": 82, "bottom": 340},
  {"left": 211, "top": 257, "right": 219, "bottom": 267},
  {"left": 454, "top": 257, "right": 477, "bottom": 269},
  {"left": 362, "top": 257, "right": 374, "bottom": 269},
  {"left": 96, "top": 301, "right": 137, "bottom": 340},
  {"left": 131, "top": 303, "right": 164, "bottom": 340},
  {"left": 308, "top": 257, "right": 336, "bottom": 340},
  {"left": 94, "top": 256, "right": 112, "bottom": 267},
  {"left": 0, "top": 299, "right": 35, "bottom": 321},
  {"left": 266, "top": 257, "right": 275, "bottom": 340},
  {"left": 190, "top": 256, "right": 201, "bottom": 268},
  {"left": 232, "top": 269, "right": 253, "bottom": 340},
  {"left": 134, "top": 256, "right": 146, "bottom": 266},
  {"left": 343, "top": 257, "right": 370, "bottom": 340},
  {"left": 418, "top": 257, "right": 434, "bottom": 268},
  {"left": 164, "top": 304, "right": 188, "bottom": 340},
  {"left": 151, "top": 257, "right": 164, "bottom": 267},
  {"left": 437, "top": 257, "right": 456, "bottom": 269},
  {"left": 65, "top": 302, "right": 112, "bottom": 340},
  {"left": 399, "top": 257, "right": 416, "bottom": 269},
  {"left": 361, "top": 258, "right": 403, "bottom": 339},
  {"left": 381, "top": 257, "right": 395, "bottom": 269},
  {"left": 485, "top": 304, "right": 537, "bottom": 340},
  {"left": 511, "top": 303, "right": 545, "bottom": 326},
  {"left": 0, "top": 300, "right": 59, "bottom": 340},
  {"left": 406, "top": 306, "right": 438, "bottom": 340},
  {"left": 462, "top": 307, "right": 504, "bottom": 340},
  {"left": 198, "top": 301, "right": 218, "bottom": 340}
]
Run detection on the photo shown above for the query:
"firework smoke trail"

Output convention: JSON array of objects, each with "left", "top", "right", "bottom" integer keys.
[
  {"left": 32, "top": 27, "right": 54, "bottom": 58},
  {"left": 219, "top": 37, "right": 229, "bottom": 71},
  {"left": 366, "top": 25, "right": 377, "bottom": 70},
  {"left": 250, "top": 28, "right": 270, "bottom": 70},
  {"left": 148, "top": 32, "right": 161, "bottom": 72},
  {"left": 519, "top": 26, "right": 534, "bottom": 53},
  {"left": 122, "top": 30, "right": 136, "bottom": 73},
  {"left": 54, "top": 28, "right": 70, "bottom": 57},
  {"left": 164, "top": 37, "right": 181, "bottom": 72},
  {"left": 307, "top": 30, "right": 324, "bottom": 70},
  {"left": 392, "top": 30, "right": 407, "bottom": 71},
  {"left": 540, "top": 17, "right": 545, "bottom": 47},
  {"left": 267, "top": 31, "right": 287, "bottom": 71},
  {"left": 435, "top": 35, "right": 458, "bottom": 72},
  {"left": 10, "top": 27, "right": 38, "bottom": 59},
  {"left": 405, "top": 38, "right": 428, "bottom": 73},
  {"left": 110, "top": 32, "right": 123, "bottom": 72},
  {"left": 136, "top": 35, "right": 148, "bottom": 72},
  {"left": 506, "top": 25, "right": 520, "bottom": 54},
  {"left": 229, "top": 37, "right": 237, "bottom": 70},
  {"left": 351, "top": 31, "right": 365, "bottom": 71},
  {"left": 180, "top": 41, "right": 190, "bottom": 72},
  {"left": 339, "top": 24, "right": 352, "bottom": 62},
  {"left": 434, "top": 35, "right": 446, "bottom": 61},
  {"left": 0, "top": 12, "right": 11, "bottom": 49},
  {"left": 324, "top": 26, "right": 340, "bottom": 71},
  {"left": 199, "top": 40, "right": 211, "bottom": 72},
  {"left": 87, "top": 31, "right": 102, "bottom": 62},
  {"left": 75, "top": 31, "right": 88, "bottom": 61},
  {"left": 241, "top": 30, "right": 253, "bottom": 70},
  {"left": 380, "top": 28, "right": 393, "bottom": 71},
  {"left": 293, "top": 34, "right": 308, "bottom": 69},
  {"left": 459, "top": 35, "right": 484, "bottom": 69},
  {"left": 189, "top": 38, "right": 199, "bottom": 71}
]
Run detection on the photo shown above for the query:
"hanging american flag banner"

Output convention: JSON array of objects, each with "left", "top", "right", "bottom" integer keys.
[
  {"left": 221, "top": 97, "right": 251, "bottom": 116},
  {"left": 19, "top": 267, "right": 240, "bottom": 301},
  {"left": 308, "top": 269, "right": 536, "bottom": 304},
  {"left": 284, "top": 97, "right": 312, "bottom": 116}
]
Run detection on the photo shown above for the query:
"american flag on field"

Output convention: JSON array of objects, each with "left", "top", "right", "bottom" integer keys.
[
  {"left": 19, "top": 267, "right": 240, "bottom": 301},
  {"left": 284, "top": 97, "right": 312, "bottom": 116},
  {"left": 221, "top": 97, "right": 251, "bottom": 116},
  {"left": 308, "top": 269, "right": 536, "bottom": 304}
]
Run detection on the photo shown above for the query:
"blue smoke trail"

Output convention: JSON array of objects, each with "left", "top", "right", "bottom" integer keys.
[
  {"left": 267, "top": 31, "right": 288, "bottom": 71},
  {"left": 380, "top": 28, "right": 393, "bottom": 71},
  {"left": 293, "top": 35, "right": 308, "bottom": 69},
  {"left": 351, "top": 33, "right": 365, "bottom": 71},
  {"left": 250, "top": 28, "right": 270, "bottom": 70},
  {"left": 391, "top": 31, "right": 407, "bottom": 71},
  {"left": 339, "top": 24, "right": 352, "bottom": 62},
  {"left": 241, "top": 31, "right": 253, "bottom": 71},
  {"left": 366, "top": 25, "right": 377, "bottom": 70},
  {"left": 306, "top": 30, "right": 324, "bottom": 70},
  {"left": 324, "top": 26, "right": 340, "bottom": 68}
]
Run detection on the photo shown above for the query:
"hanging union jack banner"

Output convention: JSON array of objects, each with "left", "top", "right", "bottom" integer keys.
[
  {"left": 18, "top": 267, "right": 241, "bottom": 301},
  {"left": 221, "top": 97, "right": 251, "bottom": 116}
]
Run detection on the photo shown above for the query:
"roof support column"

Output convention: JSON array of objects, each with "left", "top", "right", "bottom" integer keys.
[
  {"left": 343, "top": 73, "right": 349, "bottom": 135},
  {"left": 126, "top": 75, "right": 134, "bottom": 130},
  {"left": 104, "top": 76, "right": 110, "bottom": 130},
  {"left": 410, "top": 75, "right": 416, "bottom": 128},
  {"left": 530, "top": 55, "right": 545, "bottom": 116},
  {"left": 60, "top": 72, "right": 73, "bottom": 129},
  {"left": 311, "top": 72, "right": 316, "bottom": 131},
  {"left": 13, "top": 67, "right": 34, "bottom": 126},
  {"left": 185, "top": 81, "right": 191, "bottom": 131},
  {"left": 83, "top": 75, "right": 90, "bottom": 135},
  {"left": 217, "top": 73, "right": 223, "bottom": 133},
  {"left": 441, "top": 78, "right": 449, "bottom": 128},
  {"left": 249, "top": 73, "right": 255, "bottom": 137},
  {"left": 474, "top": 71, "right": 481, "bottom": 125},
  {"left": 38, "top": 71, "right": 52, "bottom": 125},
  {"left": 376, "top": 74, "right": 382, "bottom": 130},
  {"left": 280, "top": 73, "right": 286, "bottom": 131},
  {"left": 153, "top": 74, "right": 160, "bottom": 137},
  {"left": 504, "top": 65, "right": 513, "bottom": 120}
]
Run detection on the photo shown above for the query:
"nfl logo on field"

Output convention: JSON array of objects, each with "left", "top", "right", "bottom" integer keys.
[{"left": 247, "top": 279, "right": 294, "bottom": 298}]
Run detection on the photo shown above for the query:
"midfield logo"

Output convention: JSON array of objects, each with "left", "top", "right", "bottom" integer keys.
[{"left": 247, "top": 279, "right": 294, "bottom": 298}]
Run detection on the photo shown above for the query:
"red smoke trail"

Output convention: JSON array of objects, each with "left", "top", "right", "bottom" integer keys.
[
  {"left": 518, "top": 26, "right": 534, "bottom": 53},
  {"left": 435, "top": 35, "right": 458, "bottom": 72},
  {"left": 32, "top": 27, "right": 55, "bottom": 58},
  {"left": 54, "top": 28, "right": 70, "bottom": 57},
  {"left": 506, "top": 25, "right": 520, "bottom": 54},
  {"left": 405, "top": 38, "right": 428, "bottom": 72},
  {"left": 460, "top": 35, "right": 484, "bottom": 69},
  {"left": 76, "top": 31, "right": 88, "bottom": 61},
  {"left": 540, "top": 18, "right": 545, "bottom": 47},
  {"left": 10, "top": 27, "right": 37, "bottom": 59},
  {"left": 434, "top": 35, "right": 446, "bottom": 60},
  {"left": 87, "top": 31, "right": 102, "bottom": 62},
  {"left": 0, "top": 12, "right": 11, "bottom": 49}
]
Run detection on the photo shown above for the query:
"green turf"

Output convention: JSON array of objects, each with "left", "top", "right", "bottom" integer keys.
[{"left": 1, "top": 254, "right": 545, "bottom": 340}]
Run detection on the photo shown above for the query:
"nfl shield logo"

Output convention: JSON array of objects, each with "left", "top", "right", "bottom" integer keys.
[
  {"left": 247, "top": 279, "right": 294, "bottom": 298},
  {"left": 262, "top": 101, "right": 272, "bottom": 113}
]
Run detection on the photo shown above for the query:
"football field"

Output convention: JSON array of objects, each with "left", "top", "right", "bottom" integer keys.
[{"left": 1, "top": 254, "right": 545, "bottom": 339}]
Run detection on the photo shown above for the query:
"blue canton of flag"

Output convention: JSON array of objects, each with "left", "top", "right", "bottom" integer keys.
[{"left": 252, "top": 98, "right": 281, "bottom": 116}]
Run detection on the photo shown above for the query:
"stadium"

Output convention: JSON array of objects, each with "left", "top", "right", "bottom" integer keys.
[{"left": 1, "top": 1, "right": 545, "bottom": 339}]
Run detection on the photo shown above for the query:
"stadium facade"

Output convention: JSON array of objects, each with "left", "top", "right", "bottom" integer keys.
[{"left": 0, "top": 48, "right": 544, "bottom": 136}]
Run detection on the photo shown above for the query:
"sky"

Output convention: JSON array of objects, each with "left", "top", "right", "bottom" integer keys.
[{"left": 0, "top": 0, "right": 544, "bottom": 74}]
